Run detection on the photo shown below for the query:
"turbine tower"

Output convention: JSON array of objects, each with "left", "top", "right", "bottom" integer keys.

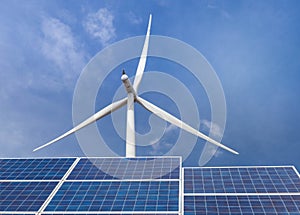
[{"left": 33, "top": 14, "right": 238, "bottom": 157}]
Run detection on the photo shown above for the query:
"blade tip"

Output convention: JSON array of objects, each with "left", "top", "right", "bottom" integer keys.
[{"left": 149, "top": 14, "right": 152, "bottom": 23}]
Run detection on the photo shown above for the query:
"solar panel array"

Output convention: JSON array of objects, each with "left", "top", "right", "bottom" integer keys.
[
  {"left": 0, "top": 157, "right": 181, "bottom": 214},
  {"left": 1, "top": 157, "right": 300, "bottom": 215},
  {"left": 184, "top": 166, "right": 300, "bottom": 214}
]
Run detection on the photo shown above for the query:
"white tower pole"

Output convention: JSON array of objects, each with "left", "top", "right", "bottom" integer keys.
[
  {"left": 126, "top": 92, "right": 136, "bottom": 157},
  {"left": 121, "top": 70, "right": 137, "bottom": 157}
]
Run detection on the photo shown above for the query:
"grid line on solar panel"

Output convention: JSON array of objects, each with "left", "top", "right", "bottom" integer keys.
[
  {"left": 0, "top": 181, "right": 57, "bottom": 212},
  {"left": 184, "top": 166, "right": 300, "bottom": 194},
  {"left": 67, "top": 157, "right": 181, "bottom": 180},
  {"left": 0, "top": 158, "right": 76, "bottom": 180},
  {"left": 45, "top": 181, "right": 179, "bottom": 212},
  {"left": 184, "top": 195, "right": 300, "bottom": 215},
  {"left": 41, "top": 214, "right": 179, "bottom": 215}
]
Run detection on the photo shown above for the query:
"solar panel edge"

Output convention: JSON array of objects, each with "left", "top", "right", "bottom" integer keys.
[
  {"left": 76, "top": 156, "right": 182, "bottom": 159},
  {"left": 292, "top": 166, "right": 300, "bottom": 178},
  {"left": 179, "top": 165, "right": 184, "bottom": 215}
]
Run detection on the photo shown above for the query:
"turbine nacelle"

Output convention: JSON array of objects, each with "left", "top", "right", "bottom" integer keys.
[{"left": 121, "top": 70, "right": 136, "bottom": 96}]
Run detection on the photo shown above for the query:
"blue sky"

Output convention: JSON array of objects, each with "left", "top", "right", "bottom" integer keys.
[{"left": 1, "top": 0, "right": 300, "bottom": 169}]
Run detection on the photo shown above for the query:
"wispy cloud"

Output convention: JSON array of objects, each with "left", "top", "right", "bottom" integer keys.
[
  {"left": 201, "top": 119, "right": 223, "bottom": 139},
  {"left": 83, "top": 8, "right": 116, "bottom": 46},
  {"left": 149, "top": 124, "right": 178, "bottom": 155},
  {"left": 198, "top": 120, "right": 224, "bottom": 166},
  {"left": 127, "top": 12, "right": 143, "bottom": 25},
  {"left": 207, "top": 1, "right": 231, "bottom": 19},
  {"left": 40, "top": 17, "right": 87, "bottom": 88}
]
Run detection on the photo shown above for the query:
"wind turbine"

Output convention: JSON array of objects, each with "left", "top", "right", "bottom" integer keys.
[{"left": 33, "top": 14, "right": 239, "bottom": 157}]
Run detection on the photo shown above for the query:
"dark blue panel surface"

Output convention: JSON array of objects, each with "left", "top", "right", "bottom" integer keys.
[
  {"left": 68, "top": 157, "right": 180, "bottom": 180},
  {"left": 184, "top": 167, "right": 300, "bottom": 193},
  {"left": 0, "top": 158, "right": 75, "bottom": 180},
  {"left": 184, "top": 195, "right": 300, "bottom": 215},
  {"left": 42, "top": 213, "right": 179, "bottom": 215},
  {"left": 0, "top": 181, "right": 57, "bottom": 211},
  {"left": 46, "top": 181, "right": 179, "bottom": 212}
]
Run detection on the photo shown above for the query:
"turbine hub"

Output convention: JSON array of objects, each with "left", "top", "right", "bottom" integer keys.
[
  {"left": 121, "top": 74, "right": 128, "bottom": 81},
  {"left": 121, "top": 70, "right": 136, "bottom": 95}
]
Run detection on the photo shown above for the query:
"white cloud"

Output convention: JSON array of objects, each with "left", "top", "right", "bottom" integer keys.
[
  {"left": 84, "top": 8, "right": 116, "bottom": 46},
  {"left": 200, "top": 143, "right": 223, "bottom": 162},
  {"left": 201, "top": 119, "right": 223, "bottom": 139},
  {"left": 198, "top": 120, "right": 224, "bottom": 166},
  {"left": 149, "top": 124, "right": 178, "bottom": 155},
  {"left": 164, "top": 123, "right": 178, "bottom": 133},
  {"left": 40, "top": 17, "right": 87, "bottom": 88},
  {"left": 127, "top": 12, "right": 142, "bottom": 25}
]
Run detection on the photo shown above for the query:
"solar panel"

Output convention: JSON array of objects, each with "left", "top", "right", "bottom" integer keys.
[
  {"left": 0, "top": 181, "right": 57, "bottom": 211},
  {"left": 45, "top": 157, "right": 181, "bottom": 213},
  {"left": 184, "top": 195, "right": 300, "bottom": 214},
  {"left": 184, "top": 166, "right": 300, "bottom": 193},
  {"left": 0, "top": 158, "right": 75, "bottom": 180},
  {"left": 45, "top": 181, "right": 179, "bottom": 212},
  {"left": 41, "top": 212, "right": 179, "bottom": 215},
  {"left": 3, "top": 214, "right": 35, "bottom": 215},
  {"left": 183, "top": 166, "right": 300, "bottom": 215},
  {"left": 68, "top": 157, "right": 180, "bottom": 180}
]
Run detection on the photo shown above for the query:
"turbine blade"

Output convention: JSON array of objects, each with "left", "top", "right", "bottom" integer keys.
[
  {"left": 137, "top": 96, "right": 239, "bottom": 155},
  {"left": 133, "top": 14, "right": 152, "bottom": 92},
  {"left": 33, "top": 97, "right": 128, "bottom": 152}
]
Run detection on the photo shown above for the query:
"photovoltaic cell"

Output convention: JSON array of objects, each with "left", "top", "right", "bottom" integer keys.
[
  {"left": 0, "top": 158, "right": 75, "bottom": 180},
  {"left": 0, "top": 181, "right": 57, "bottom": 211},
  {"left": 42, "top": 214, "right": 179, "bottom": 215},
  {"left": 184, "top": 195, "right": 300, "bottom": 215},
  {"left": 68, "top": 157, "right": 180, "bottom": 180},
  {"left": 45, "top": 181, "right": 179, "bottom": 212},
  {"left": 184, "top": 167, "right": 300, "bottom": 193}
]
